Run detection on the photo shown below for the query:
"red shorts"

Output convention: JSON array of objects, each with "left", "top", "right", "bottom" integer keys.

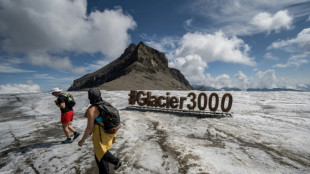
[{"left": 61, "top": 110, "right": 74, "bottom": 124}]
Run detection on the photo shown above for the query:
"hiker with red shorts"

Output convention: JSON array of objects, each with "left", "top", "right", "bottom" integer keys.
[{"left": 50, "top": 87, "right": 80, "bottom": 144}]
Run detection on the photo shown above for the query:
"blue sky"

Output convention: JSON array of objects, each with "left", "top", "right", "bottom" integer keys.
[{"left": 0, "top": 0, "right": 310, "bottom": 93}]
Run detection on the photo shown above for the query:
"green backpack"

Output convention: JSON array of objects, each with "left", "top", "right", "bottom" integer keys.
[{"left": 62, "top": 93, "right": 76, "bottom": 108}]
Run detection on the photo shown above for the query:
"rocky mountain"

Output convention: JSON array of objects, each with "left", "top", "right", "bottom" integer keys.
[{"left": 68, "top": 42, "right": 193, "bottom": 91}]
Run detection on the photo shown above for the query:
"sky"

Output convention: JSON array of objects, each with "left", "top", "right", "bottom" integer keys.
[{"left": 0, "top": 0, "right": 310, "bottom": 93}]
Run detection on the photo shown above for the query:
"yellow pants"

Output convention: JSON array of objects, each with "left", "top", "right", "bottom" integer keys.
[{"left": 92, "top": 123, "right": 116, "bottom": 161}]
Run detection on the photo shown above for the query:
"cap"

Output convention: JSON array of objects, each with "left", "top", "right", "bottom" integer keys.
[{"left": 50, "top": 87, "right": 63, "bottom": 94}]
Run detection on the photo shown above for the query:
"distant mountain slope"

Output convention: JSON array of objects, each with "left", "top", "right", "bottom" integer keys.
[
  {"left": 246, "top": 88, "right": 301, "bottom": 92},
  {"left": 68, "top": 42, "right": 193, "bottom": 91},
  {"left": 193, "top": 85, "right": 303, "bottom": 92}
]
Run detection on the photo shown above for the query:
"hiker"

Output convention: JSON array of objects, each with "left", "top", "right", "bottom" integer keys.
[
  {"left": 78, "top": 88, "right": 122, "bottom": 174},
  {"left": 50, "top": 87, "right": 80, "bottom": 144}
]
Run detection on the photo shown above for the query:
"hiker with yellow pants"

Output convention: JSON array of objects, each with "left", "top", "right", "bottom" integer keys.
[{"left": 78, "top": 88, "right": 122, "bottom": 174}]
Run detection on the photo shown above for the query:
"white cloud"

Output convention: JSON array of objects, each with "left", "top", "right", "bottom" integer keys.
[
  {"left": 207, "top": 74, "right": 233, "bottom": 89},
  {"left": 0, "top": 0, "right": 136, "bottom": 72},
  {"left": 85, "top": 59, "right": 111, "bottom": 72},
  {"left": 200, "top": 70, "right": 278, "bottom": 90},
  {"left": 169, "top": 64, "right": 306, "bottom": 90},
  {"left": 33, "top": 74, "right": 75, "bottom": 83},
  {"left": 184, "top": 19, "right": 193, "bottom": 29},
  {"left": 32, "top": 74, "right": 75, "bottom": 91},
  {"left": 277, "top": 78, "right": 309, "bottom": 90},
  {"left": 307, "top": 16, "right": 310, "bottom": 21},
  {"left": 143, "top": 31, "right": 256, "bottom": 85},
  {"left": 184, "top": 0, "right": 308, "bottom": 36},
  {"left": 273, "top": 54, "right": 309, "bottom": 68},
  {"left": 0, "top": 82, "right": 41, "bottom": 94},
  {"left": 234, "top": 70, "right": 309, "bottom": 90},
  {"left": 0, "top": 63, "right": 35, "bottom": 73},
  {"left": 167, "top": 31, "right": 255, "bottom": 87},
  {"left": 174, "top": 31, "right": 256, "bottom": 65},
  {"left": 233, "top": 71, "right": 252, "bottom": 89},
  {"left": 251, "top": 10, "right": 292, "bottom": 33},
  {"left": 268, "top": 28, "right": 310, "bottom": 52},
  {"left": 0, "top": 57, "right": 35, "bottom": 73},
  {"left": 28, "top": 51, "right": 86, "bottom": 74},
  {"left": 264, "top": 52, "right": 278, "bottom": 60},
  {"left": 169, "top": 54, "right": 207, "bottom": 85},
  {"left": 254, "top": 69, "right": 278, "bottom": 89},
  {"left": 141, "top": 34, "right": 178, "bottom": 53}
]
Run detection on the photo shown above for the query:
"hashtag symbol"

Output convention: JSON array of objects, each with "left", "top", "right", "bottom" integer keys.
[{"left": 128, "top": 90, "right": 137, "bottom": 105}]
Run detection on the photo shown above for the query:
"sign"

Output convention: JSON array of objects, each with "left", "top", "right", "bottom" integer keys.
[{"left": 128, "top": 90, "right": 233, "bottom": 113}]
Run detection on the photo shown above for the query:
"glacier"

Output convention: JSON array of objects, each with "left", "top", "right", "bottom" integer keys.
[{"left": 0, "top": 91, "right": 309, "bottom": 174}]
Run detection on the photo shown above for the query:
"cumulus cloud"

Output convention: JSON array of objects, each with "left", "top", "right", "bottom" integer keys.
[
  {"left": 167, "top": 31, "right": 255, "bottom": 87},
  {"left": 169, "top": 54, "right": 207, "bottom": 85},
  {"left": 268, "top": 28, "right": 310, "bottom": 52},
  {"left": 240, "top": 69, "right": 309, "bottom": 90},
  {"left": 174, "top": 31, "right": 255, "bottom": 65},
  {"left": 254, "top": 70, "right": 278, "bottom": 89},
  {"left": 233, "top": 70, "right": 278, "bottom": 89},
  {"left": 183, "top": 69, "right": 284, "bottom": 90},
  {"left": 203, "top": 70, "right": 278, "bottom": 90},
  {"left": 277, "top": 78, "right": 309, "bottom": 90},
  {"left": 174, "top": 56, "right": 305, "bottom": 90},
  {"left": 251, "top": 10, "right": 292, "bottom": 33},
  {"left": 206, "top": 74, "right": 233, "bottom": 89},
  {"left": 143, "top": 31, "right": 256, "bottom": 67},
  {"left": 233, "top": 71, "right": 252, "bottom": 89},
  {"left": 0, "top": 81, "right": 41, "bottom": 94},
  {"left": 201, "top": 70, "right": 281, "bottom": 89},
  {"left": 0, "top": 0, "right": 136, "bottom": 73}
]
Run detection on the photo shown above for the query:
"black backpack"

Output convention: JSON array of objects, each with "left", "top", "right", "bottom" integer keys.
[
  {"left": 96, "top": 102, "right": 121, "bottom": 134},
  {"left": 62, "top": 93, "right": 76, "bottom": 108}
]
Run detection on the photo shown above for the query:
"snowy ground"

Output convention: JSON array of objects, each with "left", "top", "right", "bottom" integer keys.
[{"left": 0, "top": 91, "right": 309, "bottom": 174}]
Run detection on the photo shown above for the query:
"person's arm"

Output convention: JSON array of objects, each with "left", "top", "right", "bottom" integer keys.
[
  {"left": 59, "top": 102, "right": 66, "bottom": 109},
  {"left": 56, "top": 95, "right": 66, "bottom": 109},
  {"left": 78, "top": 106, "right": 96, "bottom": 147}
]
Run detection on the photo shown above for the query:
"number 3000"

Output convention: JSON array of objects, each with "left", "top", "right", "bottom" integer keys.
[{"left": 186, "top": 92, "right": 233, "bottom": 112}]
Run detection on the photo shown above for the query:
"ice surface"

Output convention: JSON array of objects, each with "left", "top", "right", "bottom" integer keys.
[{"left": 0, "top": 91, "right": 309, "bottom": 174}]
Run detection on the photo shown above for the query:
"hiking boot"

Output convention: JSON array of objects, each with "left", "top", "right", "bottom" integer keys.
[
  {"left": 73, "top": 132, "right": 80, "bottom": 140},
  {"left": 114, "top": 161, "right": 123, "bottom": 170},
  {"left": 62, "top": 138, "right": 73, "bottom": 144}
]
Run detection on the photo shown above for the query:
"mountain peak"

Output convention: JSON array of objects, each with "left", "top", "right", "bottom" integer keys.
[
  {"left": 133, "top": 42, "right": 168, "bottom": 71},
  {"left": 137, "top": 41, "right": 146, "bottom": 47},
  {"left": 68, "top": 42, "right": 193, "bottom": 91}
]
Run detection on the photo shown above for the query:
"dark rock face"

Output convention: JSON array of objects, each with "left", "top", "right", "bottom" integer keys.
[{"left": 68, "top": 42, "right": 193, "bottom": 91}]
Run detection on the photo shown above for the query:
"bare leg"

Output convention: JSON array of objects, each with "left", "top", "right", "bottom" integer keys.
[
  {"left": 62, "top": 123, "right": 71, "bottom": 139},
  {"left": 68, "top": 124, "right": 76, "bottom": 133}
]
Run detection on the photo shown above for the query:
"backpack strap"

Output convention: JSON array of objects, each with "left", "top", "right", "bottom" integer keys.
[{"left": 95, "top": 122, "right": 104, "bottom": 143}]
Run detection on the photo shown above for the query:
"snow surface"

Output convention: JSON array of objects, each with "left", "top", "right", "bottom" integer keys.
[{"left": 0, "top": 91, "right": 309, "bottom": 174}]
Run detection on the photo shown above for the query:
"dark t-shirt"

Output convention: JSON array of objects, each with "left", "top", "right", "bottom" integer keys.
[{"left": 57, "top": 94, "right": 73, "bottom": 114}]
